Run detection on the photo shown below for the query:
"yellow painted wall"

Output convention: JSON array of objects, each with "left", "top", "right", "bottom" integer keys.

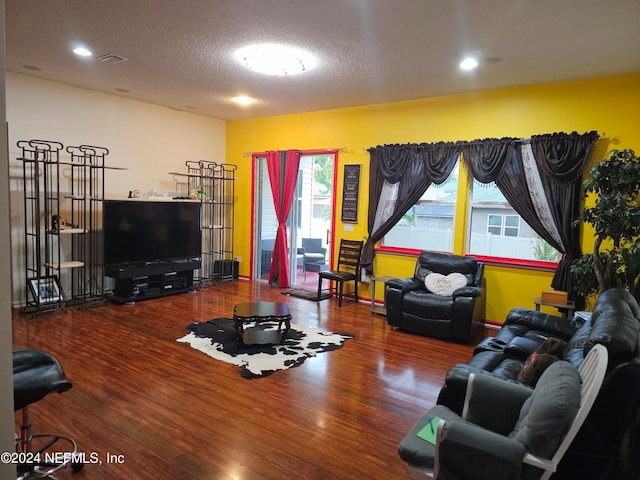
[{"left": 226, "top": 73, "right": 640, "bottom": 323}]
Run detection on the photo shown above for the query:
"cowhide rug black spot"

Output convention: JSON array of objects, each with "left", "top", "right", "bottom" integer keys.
[{"left": 177, "top": 317, "right": 354, "bottom": 378}]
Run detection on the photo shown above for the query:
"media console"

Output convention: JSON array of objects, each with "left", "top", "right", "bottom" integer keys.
[{"left": 105, "top": 258, "right": 201, "bottom": 304}]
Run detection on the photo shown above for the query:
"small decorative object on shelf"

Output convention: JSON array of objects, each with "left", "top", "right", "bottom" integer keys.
[
  {"left": 28, "top": 276, "right": 64, "bottom": 305},
  {"left": 534, "top": 292, "right": 575, "bottom": 319},
  {"left": 540, "top": 290, "right": 569, "bottom": 305},
  {"left": 188, "top": 186, "right": 206, "bottom": 200}
]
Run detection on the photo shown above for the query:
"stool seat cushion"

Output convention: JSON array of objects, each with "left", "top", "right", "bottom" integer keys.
[
  {"left": 320, "top": 270, "right": 356, "bottom": 282},
  {"left": 13, "top": 349, "right": 72, "bottom": 411}
]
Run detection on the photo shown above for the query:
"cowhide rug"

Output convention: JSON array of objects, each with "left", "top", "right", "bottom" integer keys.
[{"left": 177, "top": 317, "right": 354, "bottom": 378}]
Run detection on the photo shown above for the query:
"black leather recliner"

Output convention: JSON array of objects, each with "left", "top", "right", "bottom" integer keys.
[
  {"left": 436, "top": 287, "right": 640, "bottom": 479},
  {"left": 384, "top": 251, "right": 485, "bottom": 342}
]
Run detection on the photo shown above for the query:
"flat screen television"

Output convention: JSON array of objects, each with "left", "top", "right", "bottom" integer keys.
[{"left": 103, "top": 199, "right": 202, "bottom": 266}]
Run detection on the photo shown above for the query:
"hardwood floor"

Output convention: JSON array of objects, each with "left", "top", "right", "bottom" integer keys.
[{"left": 12, "top": 280, "right": 480, "bottom": 479}]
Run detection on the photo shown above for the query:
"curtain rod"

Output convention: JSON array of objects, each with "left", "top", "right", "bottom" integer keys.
[
  {"left": 364, "top": 132, "right": 605, "bottom": 151},
  {"left": 517, "top": 132, "right": 605, "bottom": 143},
  {"left": 243, "top": 147, "right": 347, "bottom": 157}
]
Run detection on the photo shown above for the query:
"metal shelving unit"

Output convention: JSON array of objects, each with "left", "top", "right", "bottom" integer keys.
[
  {"left": 19, "top": 140, "right": 66, "bottom": 316},
  {"left": 18, "top": 140, "right": 121, "bottom": 317},
  {"left": 170, "top": 160, "right": 237, "bottom": 284},
  {"left": 65, "top": 145, "right": 113, "bottom": 308}
]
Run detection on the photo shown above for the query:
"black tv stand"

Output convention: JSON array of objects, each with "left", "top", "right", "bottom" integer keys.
[{"left": 105, "top": 258, "right": 201, "bottom": 304}]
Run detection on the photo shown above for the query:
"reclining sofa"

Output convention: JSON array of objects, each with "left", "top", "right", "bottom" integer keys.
[
  {"left": 385, "top": 251, "right": 485, "bottom": 343},
  {"left": 435, "top": 287, "right": 640, "bottom": 479}
]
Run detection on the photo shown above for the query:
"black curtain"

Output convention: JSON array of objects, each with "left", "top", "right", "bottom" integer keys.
[
  {"left": 361, "top": 142, "right": 460, "bottom": 272},
  {"left": 495, "top": 147, "right": 564, "bottom": 253},
  {"left": 460, "top": 138, "right": 516, "bottom": 183},
  {"left": 461, "top": 132, "right": 599, "bottom": 294},
  {"left": 461, "top": 138, "right": 564, "bottom": 254},
  {"left": 365, "top": 131, "right": 599, "bottom": 295},
  {"left": 530, "top": 131, "right": 600, "bottom": 293}
]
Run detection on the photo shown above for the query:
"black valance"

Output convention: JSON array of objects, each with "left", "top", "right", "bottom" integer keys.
[
  {"left": 365, "top": 131, "right": 600, "bottom": 296},
  {"left": 361, "top": 142, "right": 459, "bottom": 272}
]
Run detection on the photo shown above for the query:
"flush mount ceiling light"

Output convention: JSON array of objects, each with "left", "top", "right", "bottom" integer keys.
[
  {"left": 233, "top": 96, "right": 255, "bottom": 106},
  {"left": 72, "top": 46, "right": 93, "bottom": 57},
  {"left": 459, "top": 57, "right": 479, "bottom": 71},
  {"left": 236, "top": 43, "right": 316, "bottom": 76}
]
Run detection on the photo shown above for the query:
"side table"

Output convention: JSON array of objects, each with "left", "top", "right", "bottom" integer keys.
[
  {"left": 371, "top": 275, "right": 393, "bottom": 315},
  {"left": 534, "top": 297, "right": 575, "bottom": 320}
]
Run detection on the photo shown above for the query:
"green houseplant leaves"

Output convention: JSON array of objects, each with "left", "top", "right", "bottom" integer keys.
[{"left": 571, "top": 149, "right": 640, "bottom": 301}]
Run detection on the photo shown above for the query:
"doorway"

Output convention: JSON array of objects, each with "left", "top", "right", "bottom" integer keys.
[{"left": 253, "top": 152, "right": 336, "bottom": 287}]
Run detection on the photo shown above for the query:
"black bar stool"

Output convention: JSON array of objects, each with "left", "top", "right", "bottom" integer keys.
[{"left": 13, "top": 349, "right": 83, "bottom": 479}]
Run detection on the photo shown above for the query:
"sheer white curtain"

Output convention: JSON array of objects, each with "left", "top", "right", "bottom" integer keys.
[
  {"left": 521, "top": 142, "right": 564, "bottom": 249},
  {"left": 371, "top": 180, "right": 399, "bottom": 234}
]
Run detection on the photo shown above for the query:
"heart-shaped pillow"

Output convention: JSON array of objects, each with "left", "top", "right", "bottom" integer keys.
[{"left": 424, "top": 272, "right": 468, "bottom": 296}]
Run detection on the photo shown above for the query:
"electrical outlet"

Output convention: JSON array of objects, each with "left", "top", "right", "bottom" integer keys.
[{"left": 234, "top": 256, "right": 242, "bottom": 263}]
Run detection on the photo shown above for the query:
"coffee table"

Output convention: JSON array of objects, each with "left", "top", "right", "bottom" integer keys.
[{"left": 232, "top": 301, "right": 292, "bottom": 345}]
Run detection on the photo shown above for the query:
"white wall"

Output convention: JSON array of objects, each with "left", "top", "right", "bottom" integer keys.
[
  {"left": 1, "top": 2, "right": 18, "bottom": 476},
  {"left": 6, "top": 73, "right": 226, "bottom": 305}
]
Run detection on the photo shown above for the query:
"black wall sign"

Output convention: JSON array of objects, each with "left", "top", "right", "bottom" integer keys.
[{"left": 341, "top": 164, "right": 360, "bottom": 223}]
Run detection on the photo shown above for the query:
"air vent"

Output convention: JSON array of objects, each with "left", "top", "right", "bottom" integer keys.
[{"left": 97, "top": 54, "right": 128, "bottom": 64}]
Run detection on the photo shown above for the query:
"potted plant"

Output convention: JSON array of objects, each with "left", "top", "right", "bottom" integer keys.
[{"left": 571, "top": 149, "right": 640, "bottom": 302}]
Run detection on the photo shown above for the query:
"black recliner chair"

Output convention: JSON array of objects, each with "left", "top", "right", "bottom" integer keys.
[
  {"left": 13, "top": 349, "right": 83, "bottom": 478},
  {"left": 384, "top": 251, "right": 485, "bottom": 343}
]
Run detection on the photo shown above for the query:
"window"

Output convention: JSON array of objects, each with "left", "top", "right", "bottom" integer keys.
[
  {"left": 504, "top": 215, "right": 520, "bottom": 237},
  {"left": 487, "top": 215, "right": 502, "bottom": 235},
  {"left": 487, "top": 214, "right": 520, "bottom": 237},
  {"left": 380, "top": 169, "right": 559, "bottom": 264},
  {"left": 382, "top": 162, "right": 458, "bottom": 251},
  {"left": 468, "top": 179, "right": 558, "bottom": 262}
]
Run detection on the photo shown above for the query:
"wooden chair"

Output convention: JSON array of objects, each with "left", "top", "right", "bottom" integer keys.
[{"left": 317, "top": 239, "right": 364, "bottom": 307}]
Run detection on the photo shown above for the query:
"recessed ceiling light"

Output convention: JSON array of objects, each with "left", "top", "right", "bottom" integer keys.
[
  {"left": 233, "top": 96, "right": 255, "bottom": 106},
  {"left": 73, "top": 46, "right": 93, "bottom": 57},
  {"left": 236, "top": 44, "right": 316, "bottom": 76},
  {"left": 459, "top": 57, "right": 479, "bottom": 71}
]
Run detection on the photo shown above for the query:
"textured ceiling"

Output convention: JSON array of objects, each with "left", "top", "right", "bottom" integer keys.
[{"left": 6, "top": 0, "right": 640, "bottom": 121}]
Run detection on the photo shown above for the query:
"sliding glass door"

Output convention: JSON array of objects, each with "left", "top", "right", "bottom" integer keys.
[{"left": 253, "top": 153, "right": 335, "bottom": 287}]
